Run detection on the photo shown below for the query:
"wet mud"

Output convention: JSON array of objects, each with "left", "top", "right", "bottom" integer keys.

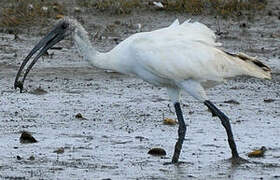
[{"left": 1, "top": 1, "right": 280, "bottom": 179}]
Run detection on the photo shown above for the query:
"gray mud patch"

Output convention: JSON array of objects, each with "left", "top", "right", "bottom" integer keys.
[{"left": 1, "top": 1, "right": 280, "bottom": 179}]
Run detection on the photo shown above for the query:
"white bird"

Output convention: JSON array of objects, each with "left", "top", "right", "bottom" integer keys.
[{"left": 14, "top": 17, "right": 271, "bottom": 164}]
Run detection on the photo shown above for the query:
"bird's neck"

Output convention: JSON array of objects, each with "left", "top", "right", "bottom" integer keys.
[{"left": 74, "top": 32, "right": 117, "bottom": 71}]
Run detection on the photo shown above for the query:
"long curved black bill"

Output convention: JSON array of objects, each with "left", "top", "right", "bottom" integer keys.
[{"left": 14, "top": 23, "right": 66, "bottom": 92}]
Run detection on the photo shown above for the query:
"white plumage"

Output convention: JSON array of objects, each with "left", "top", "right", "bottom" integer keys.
[
  {"left": 74, "top": 18, "right": 270, "bottom": 102},
  {"left": 15, "top": 17, "right": 271, "bottom": 164}
]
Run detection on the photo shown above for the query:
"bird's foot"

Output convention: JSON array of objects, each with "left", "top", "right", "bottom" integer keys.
[{"left": 230, "top": 156, "right": 249, "bottom": 165}]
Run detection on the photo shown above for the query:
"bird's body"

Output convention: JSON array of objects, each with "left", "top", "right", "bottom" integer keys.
[
  {"left": 15, "top": 17, "right": 271, "bottom": 164},
  {"left": 75, "top": 18, "right": 270, "bottom": 102}
]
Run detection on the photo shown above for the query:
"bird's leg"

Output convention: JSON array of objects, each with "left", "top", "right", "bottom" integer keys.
[
  {"left": 171, "top": 102, "right": 186, "bottom": 163},
  {"left": 204, "top": 100, "right": 239, "bottom": 159}
]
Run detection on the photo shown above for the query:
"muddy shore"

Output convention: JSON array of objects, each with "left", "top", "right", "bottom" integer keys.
[{"left": 1, "top": 1, "right": 280, "bottom": 179}]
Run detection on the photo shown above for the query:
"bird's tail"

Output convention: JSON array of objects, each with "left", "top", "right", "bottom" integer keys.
[{"left": 225, "top": 51, "right": 271, "bottom": 80}]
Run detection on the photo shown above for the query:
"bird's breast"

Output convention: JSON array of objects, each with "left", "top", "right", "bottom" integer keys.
[{"left": 133, "top": 65, "right": 175, "bottom": 87}]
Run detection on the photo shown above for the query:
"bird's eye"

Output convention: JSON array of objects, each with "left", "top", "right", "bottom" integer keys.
[{"left": 61, "top": 22, "right": 68, "bottom": 29}]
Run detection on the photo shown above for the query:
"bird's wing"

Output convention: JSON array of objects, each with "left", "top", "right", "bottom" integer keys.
[
  {"left": 118, "top": 20, "right": 269, "bottom": 84},
  {"left": 147, "top": 20, "right": 221, "bottom": 47},
  {"left": 130, "top": 37, "right": 229, "bottom": 83},
  {"left": 130, "top": 36, "right": 270, "bottom": 84},
  {"left": 125, "top": 21, "right": 227, "bottom": 82}
]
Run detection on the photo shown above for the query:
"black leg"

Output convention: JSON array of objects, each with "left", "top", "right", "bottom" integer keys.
[
  {"left": 204, "top": 100, "right": 239, "bottom": 158},
  {"left": 171, "top": 102, "right": 186, "bottom": 163}
]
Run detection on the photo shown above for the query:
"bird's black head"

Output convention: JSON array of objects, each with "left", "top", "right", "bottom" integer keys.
[{"left": 14, "top": 17, "right": 79, "bottom": 92}]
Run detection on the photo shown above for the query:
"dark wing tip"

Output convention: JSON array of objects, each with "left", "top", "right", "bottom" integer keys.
[{"left": 224, "top": 51, "right": 271, "bottom": 72}]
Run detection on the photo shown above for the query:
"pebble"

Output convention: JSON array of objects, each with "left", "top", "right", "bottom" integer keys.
[
  {"left": 224, "top": 99, "right": 240, "bottom": 105},
  {"left": 263, "top": 99, "right": 275, "bottom": 103},
  {"left": 163, "top": 118, "right": 177, "bottom": 125},
  {"left": 148, "top": 147, "right": 167, "bottom": 156},
  {"left": 20, "top": 131, "right": 38, "bottom": 144},
  {"left": 75, "top": 113, "right": 87, "bottom": 120},
  {"left": 248, "top": 146, "right": 267, "bottom": 157},
  {"left": 53, "top": 147, "right": 65, "bottom": 154}
]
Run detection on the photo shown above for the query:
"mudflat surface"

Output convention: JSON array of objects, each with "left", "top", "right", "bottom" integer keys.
[{"left": 1, "top": 1, "right": 280, "bottom": 179}]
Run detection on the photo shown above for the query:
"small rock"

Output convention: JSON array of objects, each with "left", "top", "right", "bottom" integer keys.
[
  {"left": 53, "top": 5, "right": 60, "bottom": 12},
  {"left": 56, "top": 14, "right": 64, "bottom": 19},
  {"left": 163, "top": 118, "right": 177, "bottom": 125},
  {"left": 135, "top": 136, "right": 148, "bottom": 141},
  {"left": 240, "top": 23, "right": 247, "bottom": 28},
  {"left": 248, "top": 146, "right": 267, "bottom": 158},
  {"left": 263, "top": 99, "right": 275, "bottom": 103},
  {"left": 20, "top": 131, "right": 38, "bottom": 144},
  {"left": 16, "top": 155, "right": 22, "bottom": 160},
  {"left": 74, "top": 7, "right": 81, "bottom": 12},
  {"left": 224, "top": 99, "right": 240, "bottom": 105},
  {"left": 148, "top": 147, "right": 167, "bottom": 156},
  {"left": 189, "top": 111, "right": 194, "bottom": 115},
  {"left": 75, "top": 113, "right": 87, "bottom": 120},
  {"left": 53, "top": 147, "right": 65, "bottom": 154},
  {"left": 41, "top": 6, "right": 48, "bottom": 12},
  {"left": 153, "top": 1, "right": 164, "bottom": 9},
  {"left": 28, "top": 155, "right": 35, "bottom": 161},
  {"left": 235, "top": 119, "right": 242, "bottom": 123}
]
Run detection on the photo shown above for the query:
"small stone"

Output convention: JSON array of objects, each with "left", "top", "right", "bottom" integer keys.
[
  {"left": 56, "top": 14, "right": 64, "bottom": 19},
  {"left": 224, "top": 99, "right": 240, "bottom": 105},
  {"left": 248, "top": 146, "right": 267, "bottom": 158},
  {"left": 53, "top": 147, "right": 65, "bottom": 154},
  {"left": 41, "top": 6, "right": 48, "bottom": 12},
  {"left": 20, "top": 131, "right": 38, "bottom": 144},
  {"left": 148, "top": 147, "right": 167, "bottom": 156},
  {"left": 263, "top": 99, "right": 275, "bottom": 103},
  {"left": 153, "top": 1, "right": 164, "bottom": 9},
  {"left": 74, "top": 7, "right": 81, "bottom": 12},
  {"left": 75, "top": 113, "right": 87, "bottom": 120},
  {"left": 240, "top": 23, "right": 247, "bottom": 28},
  {"left": 163, "top": 118, "right": 177, "bottom": 125},
  {"left": 28, "top": 155, "right": 35, "bottom": 161},
  {"left": 53, "top": 5, "right": 60, "bottom": 11},
  {"left": 16, "top": 155, "right": 22, "bottom": 160},
  {"left": 189, "top": 111, "right": 194, "bottom": 115}
]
